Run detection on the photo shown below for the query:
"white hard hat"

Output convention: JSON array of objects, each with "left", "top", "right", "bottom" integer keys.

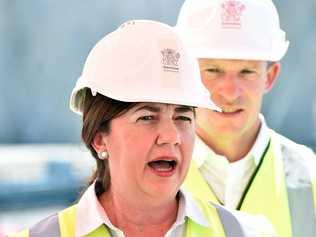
[
  {"left": 176, "top": 0, "right": 289, "bottom": 61},
  {"left": 70, "top": 20, "right": 219, "bottom": 115}
]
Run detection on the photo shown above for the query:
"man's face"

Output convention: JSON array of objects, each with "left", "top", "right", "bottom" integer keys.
[{"left": 197, "top": 59, "right": 279, "bottom": 139}]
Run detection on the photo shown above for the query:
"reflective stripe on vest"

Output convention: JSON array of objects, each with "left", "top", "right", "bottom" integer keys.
[
  {"left": 8, "top": 214, "right": 61, "bottom": 237},
  {"left": 213, "top": 203, "right": 245, "bottom": 237},
  {"left": 183, "top": 131, "right": 316, "bottom": 237},
  {"left": 10, "top": 201, "right": 247, "bottom": 237},
  {"left": 186, "top": 198, "right": 246, "bottom": 237},
  {"left": 29, "top": 213, "right": 60, "bottom": 237},
  {"left": 272, "top": 131, "right": 316, "bottom": 237}
]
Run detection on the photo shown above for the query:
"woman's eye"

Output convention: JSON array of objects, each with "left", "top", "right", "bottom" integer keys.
[{"left": 137, "top": 115, "right": 155, "bottom": 121}]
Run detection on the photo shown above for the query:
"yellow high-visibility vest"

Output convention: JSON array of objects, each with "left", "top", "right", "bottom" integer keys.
[
  {"left": 183, "top": 130, "right": 316, "bottom": 237},
  {"left": 10, "top": 198, "right": 250, "bottom": 237}
]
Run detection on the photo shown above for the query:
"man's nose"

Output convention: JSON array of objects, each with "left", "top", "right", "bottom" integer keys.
[{"left": 217, "top": 73, "right": 242, "bottom": 103}]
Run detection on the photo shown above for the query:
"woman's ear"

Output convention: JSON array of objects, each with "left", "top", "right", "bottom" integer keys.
[{"left": 91, "top": 132, "right": 107, "bottom": 154}]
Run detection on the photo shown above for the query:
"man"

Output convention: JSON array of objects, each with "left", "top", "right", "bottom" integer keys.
[{"left": 176, "top": 0, "right": 316, "bottom": 236}]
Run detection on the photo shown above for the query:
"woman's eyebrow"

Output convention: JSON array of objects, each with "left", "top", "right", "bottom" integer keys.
[
  {"left": 133, "top": 105, "right": 194, "bottom": 114},
  {"left": 134, "top": 105, "right": 160, "bottom": 113}
]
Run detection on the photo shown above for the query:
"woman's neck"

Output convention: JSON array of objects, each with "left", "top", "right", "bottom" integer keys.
[{"left": 100, "top": 189, "right": 178, "bottom": 237}]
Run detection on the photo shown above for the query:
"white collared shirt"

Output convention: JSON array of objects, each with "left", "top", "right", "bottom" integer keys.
[
  {"left": 75, "top": 181, "right": 276, "bottom": 237},
  {"left": 75, "top": 183, "right": 210, "bottom": 237},
  {"left": 193, "top": 114, "right": 270, "bottom": 208}
]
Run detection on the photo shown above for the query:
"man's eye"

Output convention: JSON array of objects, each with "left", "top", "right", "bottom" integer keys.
[
  {"left": 240, "top": 69, "right": 256, "bottom": 74},
  {"left": 137, "top": 115, "right": 154, "bottom": 121}
]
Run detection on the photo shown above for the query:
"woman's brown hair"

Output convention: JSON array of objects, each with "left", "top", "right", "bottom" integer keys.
[{"left": 81, "top": 89, "right": 136, "bottom": 196}]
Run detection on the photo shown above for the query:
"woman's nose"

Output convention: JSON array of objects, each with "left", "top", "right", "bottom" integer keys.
[{"left": 156, "top": 120, "right": 181, "bottom": 146}]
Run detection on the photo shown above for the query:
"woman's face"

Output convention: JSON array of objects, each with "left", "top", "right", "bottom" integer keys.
[{"left": 99, "top": 103, "right": 195, "bottom": 202}]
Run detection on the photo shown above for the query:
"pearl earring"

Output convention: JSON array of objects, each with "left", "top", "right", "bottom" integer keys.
[{"left": 98, "top": 151, "right": 109, "bottom": 160}]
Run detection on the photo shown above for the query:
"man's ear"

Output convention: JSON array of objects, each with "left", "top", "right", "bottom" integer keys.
[
  {"left": 265, "top": 62, "right": 280, "bottom": 93},
  {"left": 91, "top": 132, "right": 107, "bottom": 154}
]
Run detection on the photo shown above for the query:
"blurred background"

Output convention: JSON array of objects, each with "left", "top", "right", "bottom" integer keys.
[{"left": 0, "top": 0, "right": 315, "bottom": 235}]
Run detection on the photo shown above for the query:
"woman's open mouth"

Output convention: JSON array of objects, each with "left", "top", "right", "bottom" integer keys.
[{"left": 148, "top": 159, "right": 177, "bottom": 177}]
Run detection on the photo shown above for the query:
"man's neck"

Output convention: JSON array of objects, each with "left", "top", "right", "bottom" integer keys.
[{"left": 197, "top": 120, "right": 261, "bottom": 163}]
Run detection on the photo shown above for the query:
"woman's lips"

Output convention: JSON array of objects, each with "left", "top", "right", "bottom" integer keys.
[{"left": 148, "top": 158, "right": 178, "bottom": 177}]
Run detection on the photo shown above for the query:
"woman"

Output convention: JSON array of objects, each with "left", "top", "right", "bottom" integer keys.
[{"left": 10, "top": 20, "right": 275, "bottom": 237}]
